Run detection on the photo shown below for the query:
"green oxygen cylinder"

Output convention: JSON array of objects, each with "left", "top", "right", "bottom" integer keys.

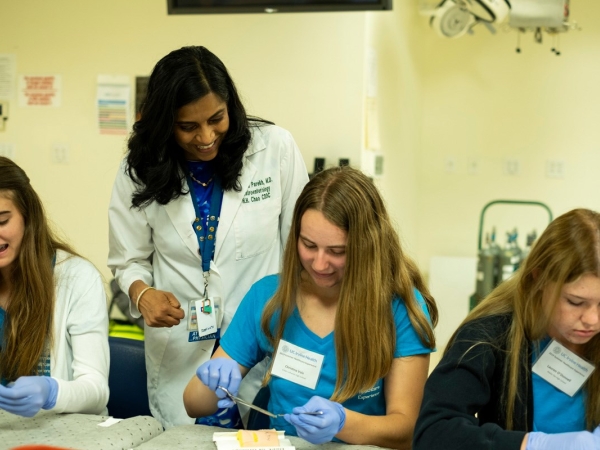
[
  {"left": 521, "top": 229, "right": 537, "bottom": 263},
  {"left": 475, "top": 233, "right": 495, "bottom": 300},
  {"left": 499, "top": 228, "right": 522, "bottom": 283},
  {"left": 472, "top": 229, "right": 501, "bottom": 309},
  {"left": 489, "top": 228, "right": 501, "bottom": 289}
]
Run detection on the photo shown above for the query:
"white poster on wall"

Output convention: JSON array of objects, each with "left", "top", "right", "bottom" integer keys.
[
  {"left": 18, "top": 74, "right": 62, "bottom": 107},
  {"left": 97, "top": 74, "right": 131, "bottom": 135},
  {"left": 0, "top": 54, "right": 16, "bottom": 100}
]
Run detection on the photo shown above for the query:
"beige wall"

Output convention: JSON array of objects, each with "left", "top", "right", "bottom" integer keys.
[
  {"left": 367, "top": 1, "right": 600, "bottom": 355},
  {"left": 365, "top": 5, "right": 422, "bottom": 253},
  {"left": 3, "top": 0, "right": 600, "bottom": 337},
  {"left": 413, "top": 2, "right": 600, "bottom": 272},
  {"left": 367, "top": 0, "right": 600, "bottom": 272},
  {"left": 0, "top": 0, "right": 367, "bottom": 281}
]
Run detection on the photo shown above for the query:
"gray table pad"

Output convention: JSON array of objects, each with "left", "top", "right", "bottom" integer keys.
[
  {"left": 0, "top": 411, "right": 163, "bottom": 450},
  {"left": 132, "top": 425, "right": 392, "bottom": 450}
]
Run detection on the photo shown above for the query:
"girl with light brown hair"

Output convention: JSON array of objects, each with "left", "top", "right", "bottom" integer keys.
[
  {"left": 184, "top": 165, "right": 437, "bottom": 449},
  {"left": 0, "top": 157, "right": 109, "bottom": 416},
  {"left": 415, "top": 208, "right": 600, "bottom": 450}
]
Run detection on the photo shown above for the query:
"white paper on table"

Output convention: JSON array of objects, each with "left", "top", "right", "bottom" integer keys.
[
  {"left": 98, "top": 417, "right": 123, "bottom": 427},
  {"left": 212, "top": 431, "right": 295, "bottom": 450}
]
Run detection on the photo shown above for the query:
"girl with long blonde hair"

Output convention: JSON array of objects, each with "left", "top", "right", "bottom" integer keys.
[
  {"left": 0, "top": 157, "right": 109, "bottom": 416},
  {"left": 415, "top": 208, "right": 600, "bottom": 450},
  {"left": 184, "top": 166, "right": 437, "bottom": 449}
]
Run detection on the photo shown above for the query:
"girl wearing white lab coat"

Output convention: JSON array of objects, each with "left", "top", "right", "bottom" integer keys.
[
  {"left": 0, "top": 157, "right": 109, "bottom": 417},
  {"left": 108, "top": 46, "right": 308, "bottom": 428}
]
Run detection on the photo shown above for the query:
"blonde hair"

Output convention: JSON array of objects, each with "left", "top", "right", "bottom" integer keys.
[
  {"left": 261, "top": 166, "right": 437, "bottom": 402},
  {"left": 0, "top": 157, "right": 78, "bottom": 381},
  {"left": 448, "top": 208, "right": 600, "bottom": 430}
]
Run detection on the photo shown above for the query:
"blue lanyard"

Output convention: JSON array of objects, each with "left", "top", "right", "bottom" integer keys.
[{"left": 185, "top": 175, "right": 224, "bottom": 276}]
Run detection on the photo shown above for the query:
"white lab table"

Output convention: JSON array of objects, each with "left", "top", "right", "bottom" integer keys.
[{"left": 0, "top": 410, "right": 163, "bottom": 450}]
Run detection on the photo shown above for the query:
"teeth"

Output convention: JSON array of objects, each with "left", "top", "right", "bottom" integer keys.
[{"left": 196, "top": 141, "right": 216, "bottom": 150}]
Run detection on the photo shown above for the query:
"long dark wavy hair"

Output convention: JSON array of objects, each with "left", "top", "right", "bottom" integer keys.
[{"left": 127, "top": 46, "right": 271, "bottom": 207}]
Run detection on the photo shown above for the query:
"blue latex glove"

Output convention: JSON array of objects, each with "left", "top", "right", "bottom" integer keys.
[
  {"left": 0, "top": 376, "right": 58, "bottom": 417},
  {"left": 195, "top": 357, "right": 241, "bottom": 409},
  {"left": 527, "top": 426, "right": 600, "bottom": 450},
  {"left": 284, "top": 396, "right": 346, "bottom": 444}
]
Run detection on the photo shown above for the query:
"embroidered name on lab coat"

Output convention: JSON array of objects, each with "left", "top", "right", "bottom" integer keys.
[{"left": 242, "top": 177, "right": 273, "bottom": 204}]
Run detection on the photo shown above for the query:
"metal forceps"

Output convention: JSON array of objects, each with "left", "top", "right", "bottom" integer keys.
[{"left": 217, "top": 386, "right": 324, "bottom": 418}]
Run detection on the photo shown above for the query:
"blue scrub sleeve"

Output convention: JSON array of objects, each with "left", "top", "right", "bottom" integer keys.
[
  {"left": 221, "top": 275, "right": 278, "bottom": 368},
  {"left": 393, "top": 289, "right": 434, "bottom": 358}
]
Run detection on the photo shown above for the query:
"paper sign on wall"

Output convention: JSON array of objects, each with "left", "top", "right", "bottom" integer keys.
[
  {"left": 19, "top": 75, "right": 61, "bottom": 107},
  {"left": 97, "top": 75, "right": 131, "bottom": 135},
  {"left": 0, "top": 54, "right": 16, "bottom": 101}
]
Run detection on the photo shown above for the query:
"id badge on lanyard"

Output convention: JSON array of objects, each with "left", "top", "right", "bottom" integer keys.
[
  {"left": 188, "top": 297, "right": 218, "bottom": 337},
  {"left": 185, "top": 174, "right": 224, "bottom": 342}
]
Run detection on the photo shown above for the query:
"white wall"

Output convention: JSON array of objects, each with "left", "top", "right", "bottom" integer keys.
[
  {"left": 3, "top": 0, "right": 600, "bottom": 353},
  {"left": 414, "top": 2, "right": 600, "bottom": 272},
  {"left": 365, "top": 5, "right": 422, "bottom": 252},
  {"left": 368, "top": 1, "right": 600, "bottom": 355},
  {"left": 0, "top": 0, "right": 367, "bottom": 281}
]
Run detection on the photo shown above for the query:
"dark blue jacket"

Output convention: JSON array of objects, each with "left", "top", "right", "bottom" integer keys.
[{"left": 414, "top": 314, "right": 532, "bottom": 450}]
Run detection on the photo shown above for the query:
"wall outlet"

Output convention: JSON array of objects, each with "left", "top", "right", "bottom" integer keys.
[
  {"left": 546, "top": 159, "right": 565, "bottom": 179},
  {"left": 52, "top": 143, "right": 70, "bottom": 164},
  {"left": 504, "top": 158, "right": 520, "bottom": 176},
  {"left": 467, "top": 157, "right": 480, "bottom": 175},
  {"left": 444, "top": 156, "right": 457, "bottom": 173}
]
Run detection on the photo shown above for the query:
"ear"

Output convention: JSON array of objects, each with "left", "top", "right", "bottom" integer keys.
[{"left": 531, "top": 268, "right": 541, "bottom": 280}]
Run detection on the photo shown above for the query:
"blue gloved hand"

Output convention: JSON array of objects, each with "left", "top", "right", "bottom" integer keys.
[
  {"left": 527, "top": 426, "right": 600, "bottom": 450},
  {"left": 283, "top": 396, "right": 346, "bottom": 444},
  {"left": 195, "top": 357, "right": 241, "bottom": 409},
  {"left": 0, "top": 376, "right": 58, "bottom": 417}
]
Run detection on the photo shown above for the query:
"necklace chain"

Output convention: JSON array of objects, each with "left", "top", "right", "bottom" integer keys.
[{"left": 189, "top": 172, "right": 214, "bottom": 187}]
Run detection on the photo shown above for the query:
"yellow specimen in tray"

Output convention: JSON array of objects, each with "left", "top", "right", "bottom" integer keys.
[{"left": 236, "top": 429, "right": 279, "bottom": 447}]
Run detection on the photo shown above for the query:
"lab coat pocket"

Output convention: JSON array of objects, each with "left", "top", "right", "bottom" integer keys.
[{"left": 233, "top": 199, "right": 280, "bottom": 260}]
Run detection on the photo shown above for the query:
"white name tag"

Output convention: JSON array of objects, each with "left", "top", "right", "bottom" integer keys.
[
  {"left": 191, "top": 298, "right": 218, "bottom": 338},
  {"left": 532, "top": 339, "right": 595, "bottom": 397},
  {"left": 271, "top": 339, "right": 324, "bottom": 390}
]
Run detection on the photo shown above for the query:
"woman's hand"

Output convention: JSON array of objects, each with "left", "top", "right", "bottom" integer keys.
[
  {"left": 284, "top": 396, "right": 346, "bottom": 444},
  {"left": 131, "top": 281, "right": 184, "bottom": 327},
  {"left": 196, "top": 357, "right": 242, "bottom": 409},
  {"left": 184, "top": 349, "right": 249, "bottom": 418},
  {"left": 0, "top": 376, "right": 58, "bottom": 417},
  {"left": 526, "top": 428, "right": 600, "bottom": 450}
]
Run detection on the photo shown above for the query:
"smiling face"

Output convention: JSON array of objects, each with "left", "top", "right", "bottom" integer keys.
[
  {"left": 173, "top": 92, "right": 230, "bottom": 162},
  {"left": 0, "top": 193, "right": 25, "bottom": 279},
  {"left": 545, "top": 273, "right": 600, "bottom": 354},
  {"left": 297, "top": 209, "right": 347, "bottom": 292}
]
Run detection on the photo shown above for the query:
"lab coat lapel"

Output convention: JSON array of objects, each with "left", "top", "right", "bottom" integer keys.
[
  {"left": 215, "top": 158, "right": 256, "bottom": 260},
  {"left": 164, "top": 191, "right": 201, "bottom": 260}
]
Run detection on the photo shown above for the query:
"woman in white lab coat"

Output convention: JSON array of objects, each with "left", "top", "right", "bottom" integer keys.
[{"left": 108, "top": 46, "right": 308, "bottom": 428}]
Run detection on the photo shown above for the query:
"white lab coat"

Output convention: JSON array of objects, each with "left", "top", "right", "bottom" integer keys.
[
  {"left": 52, "top": 250, "right": 110, "bottom": 415},
  {"left": 108, "top": 124, "right": 308, "bottom": 428}
]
